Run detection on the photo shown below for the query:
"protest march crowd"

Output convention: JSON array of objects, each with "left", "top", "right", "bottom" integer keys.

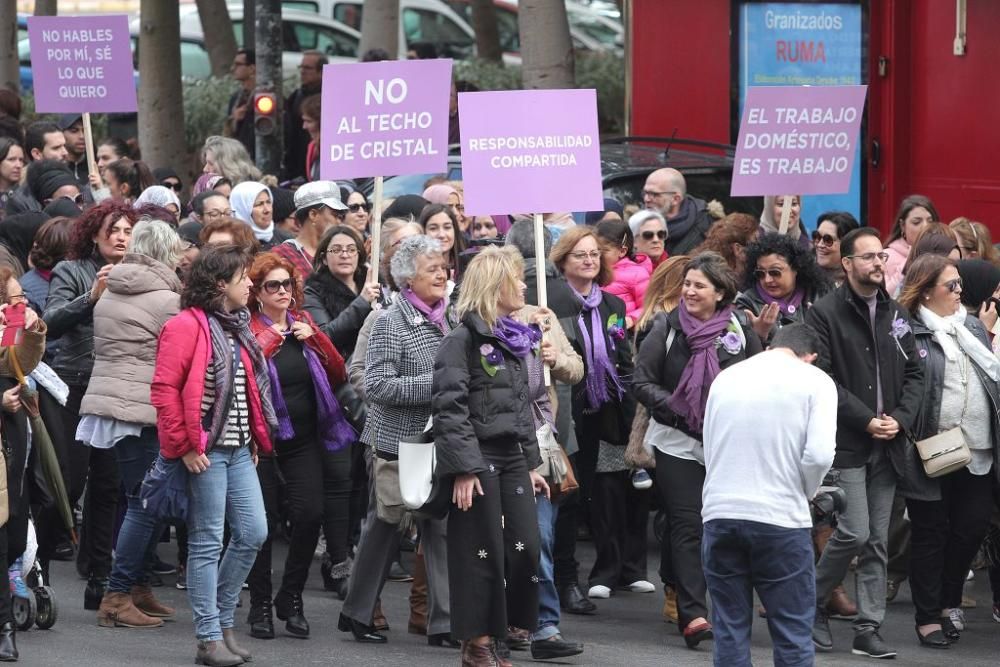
[{"left": 0, "top": 38, "right": 998, "bottom": 667}]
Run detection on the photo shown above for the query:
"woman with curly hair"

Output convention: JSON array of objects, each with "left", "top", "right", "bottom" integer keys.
[
  {"left": 735, "top": 233, "right": 831, "bottom": 343},
  {"left": 692, "top": 213, "right": 759, "bottom": 279},
  {"left": 40, "top": 199, "right": 139, "bottom": 609}
]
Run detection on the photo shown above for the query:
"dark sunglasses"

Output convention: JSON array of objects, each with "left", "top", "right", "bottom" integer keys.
[
  {"left": 811, "top": 232, "right": 837, "bottom": 246},
  {"left": 754, "top": 268, "right": 786, "bottom": 280},
  {"left": 939, "top": 278, "right": 962, "bottom": 293},
  {"left": 347, "top": 203, "right": 370, "bottom": 213},
  {"left": 261, "top": 279, "right": 293, "bottom": 294},
  {"left": 640, "top": 230, "right": 667, "bottom": 241},
  {"left": 163, "top": 181, "right": 182, "bottom": 192}
]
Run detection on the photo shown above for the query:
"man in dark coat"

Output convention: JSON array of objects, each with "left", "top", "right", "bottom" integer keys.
[
  {"left": 284, "top": 51, "right": 326, "bottom": 181},
  {"left": 224, "top": 49, "right": 256, "bottom": 159},
  {"left": 805, "top": 227, "right": 924, "bottom": 659},
  {"left": 642, "top": 168, "right": 716, "bottom": 256}
]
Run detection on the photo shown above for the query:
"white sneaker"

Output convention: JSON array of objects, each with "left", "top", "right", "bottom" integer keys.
[
  {"left": 588, "top": 585, "right": 611, "bottom": 599},
  {"left": 626, "top": 580, "right": 656, "bottom": 593},
  {"left": 947, "top": 607, "right": 966, "bottom": 631}
]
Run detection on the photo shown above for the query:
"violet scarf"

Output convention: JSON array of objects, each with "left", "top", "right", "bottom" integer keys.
[
  {"left": 573, "top": 285, "right": 624, "bottom": 411},
  {"left": 260, "top": 312, "right": 357, "bottom": 452},
  {"left": 403, "top": 288, "right": 448, "bottom": 334},
  {"left": 755, "top": 284, "right": 806, "bottom": 317},
  {"left": 493, "top": 316, "right": 542, "bottom": 358},
  {"left": 665, "top": 302, "right": 734, "bottom": 433}
]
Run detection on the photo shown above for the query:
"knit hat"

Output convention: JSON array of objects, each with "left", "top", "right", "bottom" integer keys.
[
  {"left": 35, "top": 168, "right": 79, "bottom": 202},
  {"left": 957, "top": 259, "right": 1000, "bottom": 311},
  {"left": 270, "top": 187, "right": 297, "bottom": 222}
]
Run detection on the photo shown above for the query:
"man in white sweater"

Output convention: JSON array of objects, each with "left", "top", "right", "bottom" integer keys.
[{"left": 701, "top": 324, "right": 837, "bottom": 667}]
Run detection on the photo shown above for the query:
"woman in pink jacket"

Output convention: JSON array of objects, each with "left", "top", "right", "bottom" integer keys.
[
  {"left": 596, "top": 219, "right": 652, "bottom": 329},
  {"left": 151, "top": 244, "right": 277, "bottom": 667}
]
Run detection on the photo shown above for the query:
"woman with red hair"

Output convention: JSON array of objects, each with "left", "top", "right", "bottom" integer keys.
[{"left": 243, "top": 252, "right": 354, "bottom": 641}]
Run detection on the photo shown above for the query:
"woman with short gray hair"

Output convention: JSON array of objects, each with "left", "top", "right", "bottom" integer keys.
[
  {"left": 338, "top": 235, "right": 459, "bottom": 648},
  {"left": 77, "top": 218, "right": 185, "bottom": 629}
]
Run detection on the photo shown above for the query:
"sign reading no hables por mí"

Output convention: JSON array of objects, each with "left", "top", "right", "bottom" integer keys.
[
  {"left": 27, "top": 15, "right": 137, "bottom": 114},
  {"left": 320, "top": 59, "right": 452, "bottom": 180},
  {"left": 731, "top": 85, "right": 867, "bottom": 197},
  {"left": 458, "top": 88, "right": 603, "bottom": 215}
]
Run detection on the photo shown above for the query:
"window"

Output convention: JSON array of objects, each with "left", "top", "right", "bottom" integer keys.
[
  {"left": 286, "top": 20, "right": 359, "bottom": 57},
  {"left": 402, "top": 9, "right": 473, "bottom": 58},
  {"left": 180, "top": 40, "right": 213, "bottom": 80},
  {"left": 284, "top": 1, "right": 319, "bottom": 12},
  {"left": 333, "top": 3, "right": 363, "bottom": 30}
]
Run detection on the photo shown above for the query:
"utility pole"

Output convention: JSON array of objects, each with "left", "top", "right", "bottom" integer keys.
[{"left": 254, "top": 0, "right": 282, "bottom": 176}]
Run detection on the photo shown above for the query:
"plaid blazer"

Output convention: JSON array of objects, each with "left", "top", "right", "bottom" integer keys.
[{"left": 361, "top": 296, "right": 448, "bottom": 455}]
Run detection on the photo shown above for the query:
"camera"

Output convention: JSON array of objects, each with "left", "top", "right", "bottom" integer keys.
[{"left": 810, "top": 469, "right": 847, "bottom": 526}]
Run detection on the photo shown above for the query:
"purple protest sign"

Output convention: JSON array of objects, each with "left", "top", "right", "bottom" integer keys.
[
  {"left": 731, "top": 85, "right": 867, "bottom": 196},
  {"left": 320, "top": 59, "right": 451, "bottom": 180},
  {"left": 27, "top": 15, "right": 137, "bottom": 114},
  {"left": 458, "top": 89, "right": 603, "bottom": 215}
]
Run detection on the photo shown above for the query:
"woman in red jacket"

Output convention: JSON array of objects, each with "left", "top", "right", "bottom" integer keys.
[
  {"left": 151, "top": 244, "right": 277, "bottom": 667},
  {"left": 244, "top": 252, "right": 354, "bottom": 640}
]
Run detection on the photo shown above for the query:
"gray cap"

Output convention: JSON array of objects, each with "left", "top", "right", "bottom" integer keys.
[{"left": 293, "top": 180, "right": 348, "bottom": 213}]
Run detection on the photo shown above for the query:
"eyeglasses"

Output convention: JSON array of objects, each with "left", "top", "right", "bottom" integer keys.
[
  {"left": 846, "top": 251, "right": 890, "bottom": 263},
  {"left": 203, "top": 209, "right": 234, "bottom": 220},
  {"left": 640, "top": 230, "right": 667, "bottom": 241},
  {"left": 163, "top": 181, "right": 182, "bottom": 192},
  {"left": 938, "top": 278, "right": 963, "bottom": 293},
  {"left": 327, "top": 245, "right": 359, "bottom": 256},
  {"left": 6, "top": 293, "right": 26, "bottom": 305},
  {"left": 261, "top": 279, "right": 293, "bottom": 294},
  {"left": 231, "top": 60, "right": 249, "bottom": 69},
  {"left": 811, "top": 232, "right": 838, "bottom": 247},
  {"left": 753, "top": 267, "right": 787, "bottom": 280},
  {"left": 569, "top": 250, "right": 601, "bottom": 261},
  {"left": 347, "top": 203, "right": 370, "bottom": 213},
  {"left": 642, "top": 189, "right": 675, "bottom": 199}
]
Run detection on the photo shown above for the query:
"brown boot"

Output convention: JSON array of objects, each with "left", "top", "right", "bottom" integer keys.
[
  {"left": 97, "top": 591, "right": 163, "bottom": 628},
  {"left": 662, "top": 585, "right": 679, "bottom": 624},
  {"left": 408, "top": 549, "right": 428, "bottom": 634},
  {"left": 222, "top": 628, "right": 252, "bottom": 662},
  {"left": 461, "top": 640, "right": 499, "bottom": 667},
  {"left": 131, "top": 584, "right": 175, "bottom": 617},
  {"left": 373, "top": 598, "right": 389, "bottom": 632},
  {"left": 195, "top": 639, "right": 243, "bottom": 667},
  {"left": 826, "top": 584, "right": 858, "bottom": 619}
]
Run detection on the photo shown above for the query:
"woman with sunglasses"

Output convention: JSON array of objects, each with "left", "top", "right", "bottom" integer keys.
[
  {"left": 897, "top": 254, "right": 1000, "bottom": 648},
  {"left": 344, "top": 191, "right": 371, "bottom": 236},
  {"left": 628, "top": 210, "right": 669, "bottom": 268},
  {"left": 736, "top": 233, "right": 831, "bottom": 343},
  {"left": 245, "top": 252, "right": 353, "bottom": 640},
  {"left": 595, "top": 219, "right": 652, "bottom": 330},
  {"left": 812, "top": 211, "right": 860, "bottom": 286}
]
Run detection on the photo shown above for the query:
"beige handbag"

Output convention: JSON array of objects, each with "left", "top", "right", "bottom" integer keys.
[
  {"left": 625, "top": 403, "right": 655, "bottom": 469},
  {"left": 0, "top": 446, "right": 8, "bottom": 528},
  {"left": 915, "top": 427, "right": 971, "bottom": 478},
  {"left": 374, "top": 457, "right": 406, "bottom": 525}
]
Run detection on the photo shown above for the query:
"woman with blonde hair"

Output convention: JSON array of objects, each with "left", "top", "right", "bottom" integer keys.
[
  {"left": 433, "top": 245, "right": 549, "bottom": 665},
  {"left": 202, "top": 136, "right": 262, "bottom": 185}
]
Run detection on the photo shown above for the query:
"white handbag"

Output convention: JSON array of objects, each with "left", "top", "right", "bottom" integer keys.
[{"left": 398, "top": 418, "right": 450, "bottom": 519}]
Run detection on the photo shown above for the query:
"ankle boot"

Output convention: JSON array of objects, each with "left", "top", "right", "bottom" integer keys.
[
  {"left": 273, "top": 589, "right": 309, "bottom": 638},
  {"left": 131, "top": 584, "right": 175, "bottom": 617},
  {"left": 194, "top": 640, "right": 244, "bottom": 667},
  {"left": 321, "top": 555, "right": 351, "bottom": 600},
  {"left": 222, "top": 628, "right": 252, "bottom": 662},
  {"left": 373, "top": 598, "right": 389, "bottom": 632},
  {"left": 247, "top": 598, "right": 274, "bottom": 640},
  {"left": 84, "top": 575, "right": 108, "bottom": 611},
  {"left": 0, "top": 622, "right": 17, "bottom": 662},
  {"left": 460, "top": 640, "right": 498, "bottom": 667},
  {"left": 97, "top": 591, "right": 163, "bottom": 628},
  {"left": 408, "top": 550, "right": 428, "bottom": 634}
]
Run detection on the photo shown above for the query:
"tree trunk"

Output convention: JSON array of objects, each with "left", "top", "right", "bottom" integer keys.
[
  {"left": 518, "top": 0, "right": 575, "bottom": 89},
  {"left": 196, "top": 0, "right": 238, "bottom": 78},
  {"left": 138, "top": 0, "right": 187, "bottom": 182},
  {"left": 359, "top": 0, "right": 399, "bottom": 59},
  {"left": 0, "top": 3, "right": 18, "bottom": 94},
  {"left": 470, "top": 0, "right": 502, "bottom": 64},
  {"left": 34, "top": 0, "right": 58, "bottom": 16}
]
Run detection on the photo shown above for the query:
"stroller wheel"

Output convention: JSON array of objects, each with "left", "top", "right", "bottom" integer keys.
[
  {"left": 34, "top": 586, "right": 58, "bottom": 629},
  {"left": 12, "top": 591, "right": 36, "bottom": 631}
]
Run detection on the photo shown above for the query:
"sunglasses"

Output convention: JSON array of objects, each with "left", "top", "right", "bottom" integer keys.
[
  {"left": 347, "top": 203, "right": 370, "bottom": 213},
  {"left": 811, "top": 232, "right": 837, "bottom": 247},
  {"left": 640, "top": 230, "right": 667, "bottom": 241},
  {"left": 939, "top": 278, "right": 962, "bottom": 293},
  {"left": 163, "top": 181, "right": 182, "bottom": 192},
  {"left": 753, "top": 268, "right": 787, "bottom": 280},
  {"left": 261, "top": 279, "right": 293, "bottom": 294}
]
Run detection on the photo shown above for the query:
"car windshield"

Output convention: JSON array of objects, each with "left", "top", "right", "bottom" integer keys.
[{"left": 567, "top": 8, "right": 622, "bottom": 47}]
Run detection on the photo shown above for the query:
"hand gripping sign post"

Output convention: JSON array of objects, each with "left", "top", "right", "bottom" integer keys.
[
  {"left": 321, "top": 59, "right": 452, "bottom": 285},
  {"left": 731, "top": 85, "right": 867, "bottom": 232},
  {"left": 458, "top": 88, "right": 603, "bottom": 382},
  {"left": 27, "top": 15, "right": 138, "bottom": 190}
]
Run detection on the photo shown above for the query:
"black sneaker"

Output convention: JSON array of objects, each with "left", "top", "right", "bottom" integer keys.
[
  {"left": 531, "top": 634, "right": 584, "bottom": 660},
  {"left": 813, "top": 608, "right": 833, "bottom": 652},
  {"left": 150, "top": 554, "right": 177, "bottom": 575},
  {"left": 852, "top": 629, "right": 897, "bottom": 659}
]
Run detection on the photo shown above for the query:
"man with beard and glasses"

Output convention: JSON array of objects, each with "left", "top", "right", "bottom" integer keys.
[{"left": 805, "top": 227, "right": 924, "bottom": 659}]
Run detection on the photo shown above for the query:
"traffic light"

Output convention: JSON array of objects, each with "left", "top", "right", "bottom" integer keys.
[{"left": 253, "top": 91, "right": 278, "bottom": 136}]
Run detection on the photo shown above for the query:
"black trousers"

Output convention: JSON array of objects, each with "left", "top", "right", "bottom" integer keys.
[
  {"left": 0, "top": 494, "right": 29, "bottom": 625},
  {"left": 588, "top": 470, "right": 649, "bottom": 588},
  {"left": 322, "top": 445, "right": 354, "bottom": 566},
  {"left": 447, "top": 444, "right": 539, "bottom": 641},
  {"left": 907, "top": 467, "right": 994, "bottom": 625},
  {"left": 553, "top": 411, "right": 603, "bottom": 588},
  {"left": 655, "top": 449, "right": 708, "bottom": 628},
  {"left": 345, "top": 440, "right": 368, "bottom": 555}
]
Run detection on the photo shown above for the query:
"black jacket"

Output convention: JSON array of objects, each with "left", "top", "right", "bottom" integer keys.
[
  {"left": 283, "top": 83, "right": 321, "bottom": 181},
  {"left": 304, "top": 270, "right": 372, "bottom": 360},
  {"left": 432, "top": 312, "right": 542, "bottom": 478},
  {"left": 43, "top": 254, "right": 102, "bottom": 386},
  {"left": 805, "top": 283, "right": 924, "bottom": 468},
  {"left": 633, "top": 308, "right": 762, "bottom": 439},
  {"left": 665, "top": 195, "right": 715, "bottom": 256},
  {"left": 899, "top": 315, "right": 1000, "bottom": 500}
]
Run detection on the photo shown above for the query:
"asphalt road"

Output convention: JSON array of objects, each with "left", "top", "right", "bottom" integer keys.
[{"left": 14, "top": 535, "right": 1000, "bottom": 666}]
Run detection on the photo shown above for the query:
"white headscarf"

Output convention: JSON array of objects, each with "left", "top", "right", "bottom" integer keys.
[
  {"left": 229, "top": 181, "right": 274, "bottom": 242},
  {"left": 919, "top": 304, "right": 1000, "bottom": 381},
  {"left": 133, "top": 185, "right": 181, "bottom": 211}
]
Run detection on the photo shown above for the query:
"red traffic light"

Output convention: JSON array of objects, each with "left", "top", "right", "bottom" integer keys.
[
  {"left": 253, "top": 91, "right": 278, "bottom": 136},
  {"left": 254, "top": 93, "right": 276, "bottom": 116}
]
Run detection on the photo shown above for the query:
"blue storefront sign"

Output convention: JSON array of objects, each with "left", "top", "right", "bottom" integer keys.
[{"left": 739, "top": 2, "right": 863, "bottom": 230}]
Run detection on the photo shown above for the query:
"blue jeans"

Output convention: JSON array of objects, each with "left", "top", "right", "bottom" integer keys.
[
  {"left": 187, "top": 447, "right": 267, "bottom": 642},
  {"left": 108, "top": 428, "right": 162, "bottom": 593},
  {"left": 703, "top": 519, "right": 815, "bottom": 667},
  {"left": 532, "top": 493, "right": 560, "bottom": 641}
]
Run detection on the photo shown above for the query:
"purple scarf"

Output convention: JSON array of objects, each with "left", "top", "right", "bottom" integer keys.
[
  {"left": 755, "top": 284, "right": 806, "bottom": 317},
  {"left": 666, "top": 302, "right": 735, "bottom": 433},
  {"left": 573, "top": 285, "right": 625, "bottom": 411},
  {"left": 403, "top": 288, "right": 448, "bottom": 334},
  {"left": 261, "top": 313, "right": 356, "bottom": 452},
  {"left": 493, "top": 316, "right": 542, "bottom": 358}
]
